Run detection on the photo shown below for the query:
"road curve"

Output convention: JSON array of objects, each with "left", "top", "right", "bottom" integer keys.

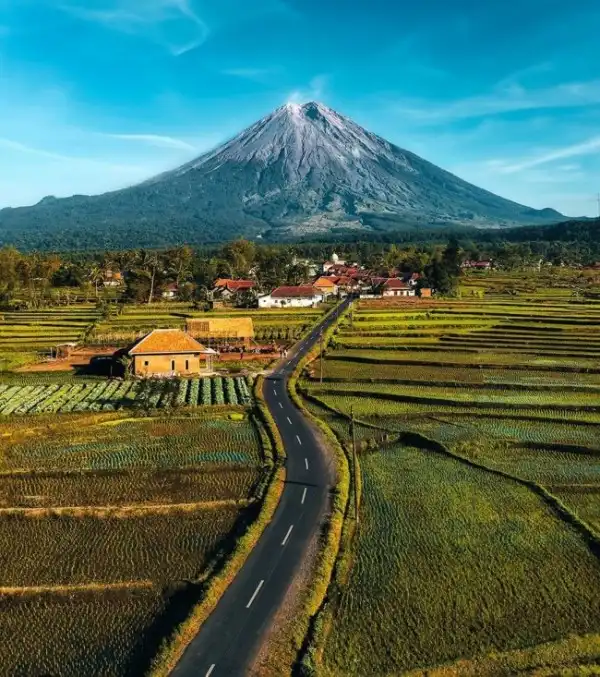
[{"left": 170, "top": 299, "right": 350, "bottom": 677}]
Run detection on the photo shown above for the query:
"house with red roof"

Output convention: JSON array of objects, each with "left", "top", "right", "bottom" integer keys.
[
  {"left": 212, "top": 278, "right": 256, "bottom": 301},
  {"left": 377, "top": 278, "right": 416, "bottom": 298},
  {"left": 161, "top": 282, "right": 179, "bottom": 300}
]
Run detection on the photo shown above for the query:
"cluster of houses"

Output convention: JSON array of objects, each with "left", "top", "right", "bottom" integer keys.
[
  {"left": 213, "top": 253, "right": 433, "bottom": 309},
  {"left": 101, "top": 252, "right": 433, "bottom": 307}
]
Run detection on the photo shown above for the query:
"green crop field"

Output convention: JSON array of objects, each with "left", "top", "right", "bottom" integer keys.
[
  {"left": 322, "top": 444, "right": 600, "bottom": 676},
  {"left": 0, "top": 407, "right": 270, "bottom": 676},
  {"left": 0, "top": 374, "right": 253, "bottom": 416},
  {"left": 89, "top": 304, "right": 326, "bottom": 346},
  {"left": 303, "top": 290, "right": 600, "bottom": 673}
]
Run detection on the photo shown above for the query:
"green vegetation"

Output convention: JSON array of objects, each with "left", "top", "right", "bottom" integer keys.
[
  {"left": 0, "top": 375, "right": 253, "bottom": 416},
  {"left": 322, "top": 444, "right": 600, "bottom": 675},
  {"left": 0, "top": 408, "right": 272, "bottom": 676},
  {"left": 301, "top": 281, "right": 600, "bottom": 674}
]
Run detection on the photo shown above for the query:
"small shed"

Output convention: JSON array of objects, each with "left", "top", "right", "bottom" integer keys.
[
  {"left": 128, "top": 329, "right": 211, "bottom": 376},
  {"left": 186, "top": 317, "right": 254, "bottom": 346}
]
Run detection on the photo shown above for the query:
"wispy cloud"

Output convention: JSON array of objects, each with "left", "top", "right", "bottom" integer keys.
[
  {"left": 222, "top": 67, "right": 278, "bottom": 81},
  {"left": 0, "top": 136, "right": 146, "bottom": 170},
  {"left": 394, "top": 79, "right": 600, "bottom": 123},
  {"left": 60, "top": 0, "right": 209, "bottom": 56},
  {"left": 287, "top": 75, "right": 328, "bottom": 104},
  {"left": 493, "top": 136, "right": 600, "bottom": 174},
  {"left": 103, "top": 132, "right": 196, "bottom": 151}
]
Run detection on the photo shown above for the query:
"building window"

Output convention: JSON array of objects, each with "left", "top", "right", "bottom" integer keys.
[
  {"left": 185, "top": 360, "right": 189, "bottom": 371},
  {"left": 144, "top": 361, "right": 149, "bottom": 367},
  {"left": 171, "top": 360, "right": 175, "bottom": 371}
]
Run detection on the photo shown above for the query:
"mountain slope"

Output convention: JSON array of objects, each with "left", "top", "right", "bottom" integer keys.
[{"left": 0, "top": 102, "right": 564, "bottom": 249}]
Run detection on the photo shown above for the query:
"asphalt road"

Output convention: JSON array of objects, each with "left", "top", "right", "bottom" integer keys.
[{"left": 170, "top": 299, "right": 350, "bottom": 677}]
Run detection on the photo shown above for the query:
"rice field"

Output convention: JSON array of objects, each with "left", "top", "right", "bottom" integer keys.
[
  {"left": 89, "top": 304, "right": 325, "bottom": 345},
  {"left": 0, "top": 408, "right": 270, "bottom": 675},
  {"left": 0, "top": 587, "right": 168, "bottom": 677},
  {"left": 322, "top": 445, "right": 600, "bottom": 675},
  {"left": 0, "top": 304, "right": 100, "bottom": 354},
  {"left": 306, "top": 290, "right": 600, "bottom": 673}
]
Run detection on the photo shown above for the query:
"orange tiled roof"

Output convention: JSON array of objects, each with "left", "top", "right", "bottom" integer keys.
[
  {"left": 313, "top": 276, "right": 337, "bottom": 288},
  {"left": 129, "top": 329, "right": 206, "bottom": 355}
]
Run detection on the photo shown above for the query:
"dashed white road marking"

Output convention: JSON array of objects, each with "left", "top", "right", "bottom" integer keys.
[
  {"left": 296, "top": 435, "right": 302, "bottom": 445},
  {"left": 281, "top": 525, "right": 294, "bottom": 546},
  {"left": 304, "top": 457, "right": 309, "bottom": 470},
  {"left": 279, "top": 402, "right": 283, "bottom": 409},
  {"left": 273, "top": 389, "right": 277, "bottom": 396},
  {"left": 246, "top": 580, "right": 265, "bottom": 609},
  {"left": 287, "top": 416, "right": 293, "bottom": 425},
  {"left": 205, "top": 665, "right": 216, "bottom": 677},
  {"left": 301, "top": 487, "right": 307, "bottom": 504}
]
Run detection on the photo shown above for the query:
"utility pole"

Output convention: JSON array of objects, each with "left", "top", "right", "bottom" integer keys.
[
  {"left": 319, "top": 329, "right": 324, "bottom": 384},
  {"left": 350, "top": 405, "right": 359, "bottom": 524}
]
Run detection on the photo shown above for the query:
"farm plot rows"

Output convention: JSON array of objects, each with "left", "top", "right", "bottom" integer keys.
[
  {"left": 321, "top": 444, "right": 600, "bottom": 676},
  {"left": 0, "top": 409, "right": 269, "bottom": 676},
  {"left": 0, "top": 375, "right": 253, "bottom": 416},
  {"left": 0, "top": 305, "right": 100, "bottom": 353},
  {"left": 0, "top": 411, "right": 264, "bottom": 472},
  {"left": 305, "top": 293, "right": 600, "bottom": 673},
  {"left": 90, "top": 305, "right": 324, "bottom": 345}
]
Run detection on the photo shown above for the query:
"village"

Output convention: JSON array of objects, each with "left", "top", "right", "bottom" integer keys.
[
  {"left": 100, "top": 252, "right": 435, "bottom": 378},
  {"left": 2, "top": 251, "right": 438, "bottom": 379},
  {"left": 153, "top": 251, "right": 433, "bottom": 307}
]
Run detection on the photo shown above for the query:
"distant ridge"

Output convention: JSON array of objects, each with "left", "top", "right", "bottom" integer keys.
[{"left": 0, "top": 101, "right": 566, "bottom": 249}]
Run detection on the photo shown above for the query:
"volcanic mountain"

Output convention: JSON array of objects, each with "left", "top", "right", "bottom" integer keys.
[{"left": 0, "top": 101, "right": 564, "bottom": 248}]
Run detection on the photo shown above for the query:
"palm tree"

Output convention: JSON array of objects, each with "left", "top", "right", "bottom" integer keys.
[{"left": 87, "top": 264, "right": 104, "bottom": 299}]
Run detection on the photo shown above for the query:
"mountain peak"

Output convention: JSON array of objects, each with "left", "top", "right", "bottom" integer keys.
[{"left": 0, "top": 101, "right": 565, "bottom": 248}]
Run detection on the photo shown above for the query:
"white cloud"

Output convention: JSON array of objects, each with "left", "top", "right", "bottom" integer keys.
[
  {"left": 59, "top": 0, "right": 209, "bottom": 55},
  {"left": 287, "top": 74, "right": 328, "bottom": 104},
  {"left": 0, "top": 136, "right": 147, "bottom": 170},
  {"left": 494, "top": 136, "right": 600, "bottom": 174},
  {"left": 102, "top": 133, "right": 196, "bottom": 151},
  {"left": 394, "top": 79, "right": 600, "bottom": 123}
]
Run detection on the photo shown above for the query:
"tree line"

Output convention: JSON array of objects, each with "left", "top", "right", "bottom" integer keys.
[{"left": 1, "top": 227, "right": 598, "bottom": 307}]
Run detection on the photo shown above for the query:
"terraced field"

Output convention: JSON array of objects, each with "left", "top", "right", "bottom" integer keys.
[
  {"left": 89, "top": 303, "right": 325, "bottom": 345},
  {"left": 0, "top": 304, "right": 101, "bottom": 370},
  {"left": 322, "top": 445, "right": 600, "bottom": 676},
  {"left": 303, "top": 291, "right": 600, "bottom": 674},
  {"left": 0, "top": 408, "right": 270, "bottom": 676}
]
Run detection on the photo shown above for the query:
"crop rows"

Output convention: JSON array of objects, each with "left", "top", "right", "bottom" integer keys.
[
  {"left": 312, "top": 292, "right": 600, "bottom": 672},
  {"left": 0, "top": 466, "right": 262, "bottom": 509},
  {"left": 1, "top": 507, "right": 244, "bottom": 586},
  {"left": 322, "top": 444, "right": 600, "bottom": 675},
  {"left": 0, "top": 376, "right": 253, "bottom": 416},
  {"left": 0, "top": 587, "right": 167, "bottom": 677},
  {"left": 0, "top": 413, "right": 263, "bottom": 473}
]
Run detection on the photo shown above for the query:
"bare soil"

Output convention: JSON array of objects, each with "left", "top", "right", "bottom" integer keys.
[{"left": 15, "top": 348, "right": 117, "bottom": 373}]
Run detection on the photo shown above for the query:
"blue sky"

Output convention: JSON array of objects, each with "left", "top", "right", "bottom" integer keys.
[{"left": 1, "top": 0, "right": 599, "bottom": 216}]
